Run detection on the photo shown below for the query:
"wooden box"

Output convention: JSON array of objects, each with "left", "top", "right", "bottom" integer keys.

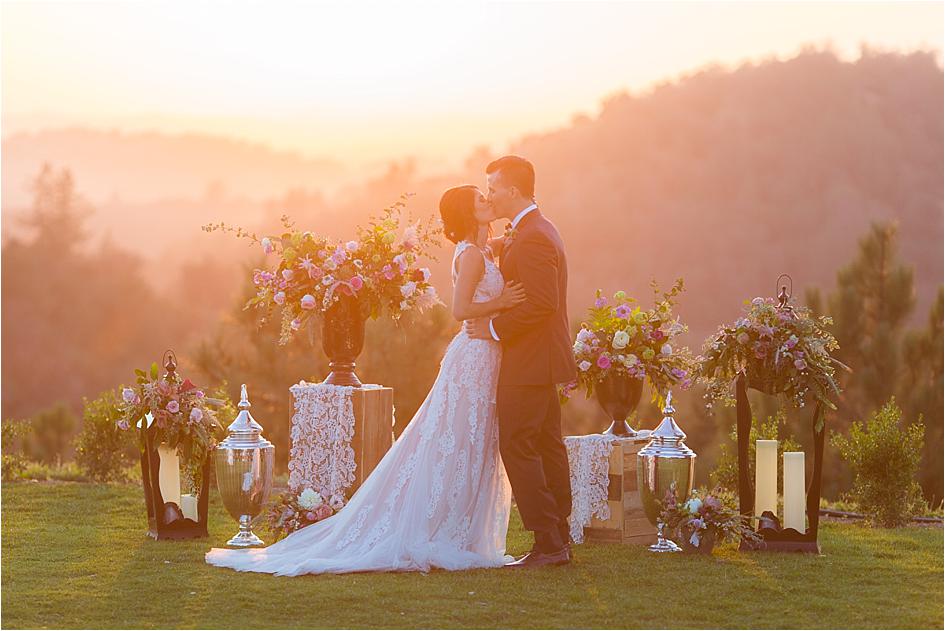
[
  {"left": 348, "top": 386, "right": 394, "bottom": 496},
  {"left": 582, "top": 436, "right": 658, "bottom": 545}
]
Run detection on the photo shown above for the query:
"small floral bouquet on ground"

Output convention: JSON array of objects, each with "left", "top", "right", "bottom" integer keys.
[
  {"left": 266, "top": 487, "right": 346, "bottom": 540},
  {"left": 699, "top": 295, "right": 848, "bottom": 430},
  {"left": 564, "top": 279, "right": 697, "bottom": 404},
  {"left": 117, "top": 362, "right": 222, "bottom": 490},
  {"left": 204, "top": 195, "right": 442, "bottom": 344},
  {"left": 661, "top": 487, "right": 760, "bottom": 553}
]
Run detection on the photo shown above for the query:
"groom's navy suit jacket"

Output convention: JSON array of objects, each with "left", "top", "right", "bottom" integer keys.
[{"left": 493, "top": 209, "right": 577, "bottom": 387}]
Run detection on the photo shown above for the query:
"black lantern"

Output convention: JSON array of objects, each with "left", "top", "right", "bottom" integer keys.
[
  {"left": 137, "top": 350, "right": 212, "bottom": 540},
  {"left": 736, "top": 275, "right": 825, "bottom": 553}
]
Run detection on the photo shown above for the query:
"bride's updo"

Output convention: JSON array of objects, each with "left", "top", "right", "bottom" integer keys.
[{"left": 439, "top": 185, "right": 478, "bottom": 244}]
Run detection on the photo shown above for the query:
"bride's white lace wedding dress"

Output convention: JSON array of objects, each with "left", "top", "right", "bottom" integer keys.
[{"left": 205, "top": 241, "right": 512, "bottom": 575}]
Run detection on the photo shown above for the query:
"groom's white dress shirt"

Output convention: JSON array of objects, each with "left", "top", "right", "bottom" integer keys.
[{"left": 489, "top": 203, "right": 538, "bottom": 342}]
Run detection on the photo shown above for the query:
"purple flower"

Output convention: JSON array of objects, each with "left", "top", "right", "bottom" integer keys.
[
  {"left": 122, "top": 388, "right": 136, "bottom": 403},
  {"left": 794, "top": 358, "right": 808, "bottom": 371},
  {"left": 166, "top": 400, "right": 180, "bottom": 414},
  {"left": 261, "top": 237, "right": 274, "bottom": 255},
  {"left": 785, "top": 335, "right": 799, "bottom": 349},
  {"left": 596, "top": 355, "right": 612, "bottom": 370},
  {"left": 382, "top": 265, "right": 395, "bottom": 281},
  {"left": 671, "top": 368, "right": 687, "bottom": 380},
  {"left": 615, "top": 305, "right": 631, "bottom": 319},
  {"left": 282, "top": 269, "right": 294, "bottom": 281},
  {"left": 116, "top": 419, "right": 130, "bottom": 431},
  {"left": 189, "top": 408, "right": 203, "bottom": 423},
  {"left": 595, "top": 297, "right": 608, "bottom": 308}
]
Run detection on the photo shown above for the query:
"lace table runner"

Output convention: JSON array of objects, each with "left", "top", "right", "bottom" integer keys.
[
  {"left": 565, "top": 434, "right": 618, "bottom": 544},
  {"left": 288, "top": 381, "right": 357, "bottom": 499}
]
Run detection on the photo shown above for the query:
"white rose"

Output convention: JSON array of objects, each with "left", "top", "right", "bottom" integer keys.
[
  {"left": 328, "top": 494, "right": 346, "bottom": 510},
  {"left": 298, "top": 488, "right": 323, "bottom": 510},
  {"left": 612, "top": 330, "right": 630, "bottom": 350},
  {"left": 400, "top": 281, "right": 417, "bottom": 298},
  {"left": 624, "top": 354, "right": 640, "bottom": 367},
  {"left": 323, "top": 258, "right": 337, "bottom": 271},
  {"left": 579, "top": 360, "right": 592, "bottom": 372}
]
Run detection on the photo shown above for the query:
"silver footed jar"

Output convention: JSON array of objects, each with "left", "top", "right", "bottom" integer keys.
[
  {"left": 637, "top": 392, "right": 696, "bottom": 552},
  {"left": 214, "top": 384, "right": 275, "bottom": 547}
]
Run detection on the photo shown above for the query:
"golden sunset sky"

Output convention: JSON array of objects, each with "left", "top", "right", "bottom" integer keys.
[{"left": 2, "top": 1, "right": 942, "bottom": 170}]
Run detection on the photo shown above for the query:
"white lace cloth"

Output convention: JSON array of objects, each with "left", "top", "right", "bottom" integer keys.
[
  {"left": 565, "top": 434, "right": 621, "bottom": 544},
  {"left": 207, "top": 242, "right": 513, "bottom": 575},
  {"left": 286, "top": 382, "right": 357, "bottom": 500}
]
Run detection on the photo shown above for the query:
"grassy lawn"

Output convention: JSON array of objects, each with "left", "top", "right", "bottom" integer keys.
[{"left": 2, "top": 482, "right": 942, "bottom": 629}]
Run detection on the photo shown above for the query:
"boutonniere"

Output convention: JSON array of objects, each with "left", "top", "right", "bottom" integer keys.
[{"left": 503, "top": 222, "right": 518, "bottom": 245}]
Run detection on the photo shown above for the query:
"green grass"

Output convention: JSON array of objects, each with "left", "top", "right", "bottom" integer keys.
[{"left": 2, "top": 482, "right": 942, "bottom": 629}]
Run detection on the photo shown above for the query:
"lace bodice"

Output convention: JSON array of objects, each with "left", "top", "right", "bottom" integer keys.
[{"left": 451, "top": 241, "right": 505, "bottom": 305}]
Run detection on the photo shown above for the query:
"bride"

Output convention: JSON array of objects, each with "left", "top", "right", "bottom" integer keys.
[{"left": 205, "top": 185, "right": 525, "bottom": 575}]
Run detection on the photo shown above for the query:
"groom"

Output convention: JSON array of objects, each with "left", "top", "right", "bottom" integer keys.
[{"left": 465, "top": 155, "right": 577, "bottom": 568}]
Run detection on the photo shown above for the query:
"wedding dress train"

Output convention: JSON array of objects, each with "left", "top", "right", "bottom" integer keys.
[{"left": 205, "top": 241, "right": 512, "bottom": 575}]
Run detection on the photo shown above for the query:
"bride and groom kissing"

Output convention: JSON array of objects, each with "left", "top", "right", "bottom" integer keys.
[{"left": 206, "top": 155, "right": 577, "bottom": 576}]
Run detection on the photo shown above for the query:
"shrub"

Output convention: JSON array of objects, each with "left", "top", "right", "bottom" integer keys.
[
  {"left": 74, "top": 389, "right": 138, "bottom": 483},
  {"left": 711, "top": 409, "right": 802, "bottom": 495},
  {"left": 25, "top": 403, "right": 77, "bottom": 465},
  {"left": 2, "top": 418, "right": 31, "bottom": 481},
  {"left": 831, "top": 398, "right": 925, "bottom": 527}
]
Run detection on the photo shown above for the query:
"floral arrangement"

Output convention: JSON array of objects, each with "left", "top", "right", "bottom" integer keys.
[
  {"left": 204, "top": 195, "right": 442, "bottom": 344},
  {"left": 563, "top": 280, "right": 697, "bottom": 404},
  {"left": 265, "top": 487, "right": 345, "bottom": 540},
  {"left": 660, "top": 487, "right": 760, "bottom": 551},
  {"left": 116, "top": 362, "right": 222, "bottom": 491},
  {"left": 699, "top": 296, "right": 847, "bottom": 430}
]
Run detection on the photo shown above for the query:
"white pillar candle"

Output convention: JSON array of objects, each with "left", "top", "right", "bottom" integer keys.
[
  {"left": 783, "top": 452, "right": 806, "bottom": 533},
  {"left": 180, "top": 493, "right": 198, "bottom": 521},
  {"left": 755, "top": 440, "right": 778, "bottom": 521},
  {"left": 157, "top": 445, "right": 182, "bottom": 507}
]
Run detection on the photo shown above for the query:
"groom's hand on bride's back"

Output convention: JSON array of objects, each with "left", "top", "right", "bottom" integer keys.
[{"left": 463, "top": 317, "right": 493, "bottom": 340}]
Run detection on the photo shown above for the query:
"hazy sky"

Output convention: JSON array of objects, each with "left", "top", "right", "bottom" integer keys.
[{"left": 3, "top": 1, "right": 943, "bottom": 169}]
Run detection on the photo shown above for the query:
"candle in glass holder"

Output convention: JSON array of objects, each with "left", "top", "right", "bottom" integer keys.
[
  {"left": 755, "top": 440, "right": 778, "bottom": 521},
  {"left": 180, "top": 493, "right": 198, "bottom": 521},
  {"left": 783, "top": 452, "right": 806, "bottom": 532},
  {"left": 157, "top": 445, "right": 182, "bottom": 506}
]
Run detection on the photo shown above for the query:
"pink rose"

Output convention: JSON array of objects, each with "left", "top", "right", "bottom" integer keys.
[
  {"left": 597, "top": 355, "right": 612, "bottom": 370},
  {"left": 273, "top": 291, "right": 286, "bottom": 305},
  {"left": 300, "top": 294, "right": 316, "bottom": 310},
  {"left": 290, "top": 318, "right": 302, "bottom": 331},
  {"left": 349, "top": 275, "right": 364, "bottom": 291},
  {"left": 315, "top": 504, "right": 333, "bottom": 520},
  {"left": 382, "top": 265, "right": 395, "bottom": 281},
  {"left": 308, "top": 266, "right": 323, "bottom": 280},
  {"left": 261, "top": 238, "right": 274, "bottom": 254},
  {"left": 305, "top": 511, "right": 317, "bottom": 522}
]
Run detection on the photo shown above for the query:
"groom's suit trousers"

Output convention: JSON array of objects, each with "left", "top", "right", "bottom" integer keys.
[{"left": 497, "top": 383, "right": 572, "bottom": 537}]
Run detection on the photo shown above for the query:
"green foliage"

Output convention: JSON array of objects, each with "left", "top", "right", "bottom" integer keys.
[
  {"left": 710, "top": 410, "right": 802, "bottom": 494},
  {"left": 17, "top": 461, "right": 91, "bottom": 482},
  {"left": 74, "top": 389, "right": 138, "bottom": 483},
  {"left": 1, "top": 418, "right": 31, "bottom": 481},
  {"left": 831, "top": 398, "right": 926, "bottom": 527},
  {"left": 24, "top": 402, "right": 77, "bottom": 465}
]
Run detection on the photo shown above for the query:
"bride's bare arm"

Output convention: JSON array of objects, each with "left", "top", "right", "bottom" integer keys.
[{"left": 452, "top": 248, "right": 526, "bottom": 321}]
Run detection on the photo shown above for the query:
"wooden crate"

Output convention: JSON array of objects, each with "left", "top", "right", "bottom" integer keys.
[
  {"left": 348, "top": 386, "right": 394, "bottom": 496},
  {"left": 582, "top": 435, "right": 658, "bottom": 545}
]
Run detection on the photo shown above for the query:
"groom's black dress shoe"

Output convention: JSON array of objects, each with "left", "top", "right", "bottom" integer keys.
[{"left": 503, "top": 546, "right": 571, "bottom": 568}]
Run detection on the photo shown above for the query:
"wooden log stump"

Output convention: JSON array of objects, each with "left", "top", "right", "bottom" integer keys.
[{"left": 582, "top": 435, "right": 658, "bottom": 545}]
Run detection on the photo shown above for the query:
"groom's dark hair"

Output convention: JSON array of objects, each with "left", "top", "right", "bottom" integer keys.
[{"left": 486, "top": 155, "right": 535, "bottom": 199}]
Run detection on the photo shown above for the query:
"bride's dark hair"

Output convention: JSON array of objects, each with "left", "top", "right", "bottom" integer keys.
[{"left": 439, "top": 185, "right": 480, "bottom": 244}]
